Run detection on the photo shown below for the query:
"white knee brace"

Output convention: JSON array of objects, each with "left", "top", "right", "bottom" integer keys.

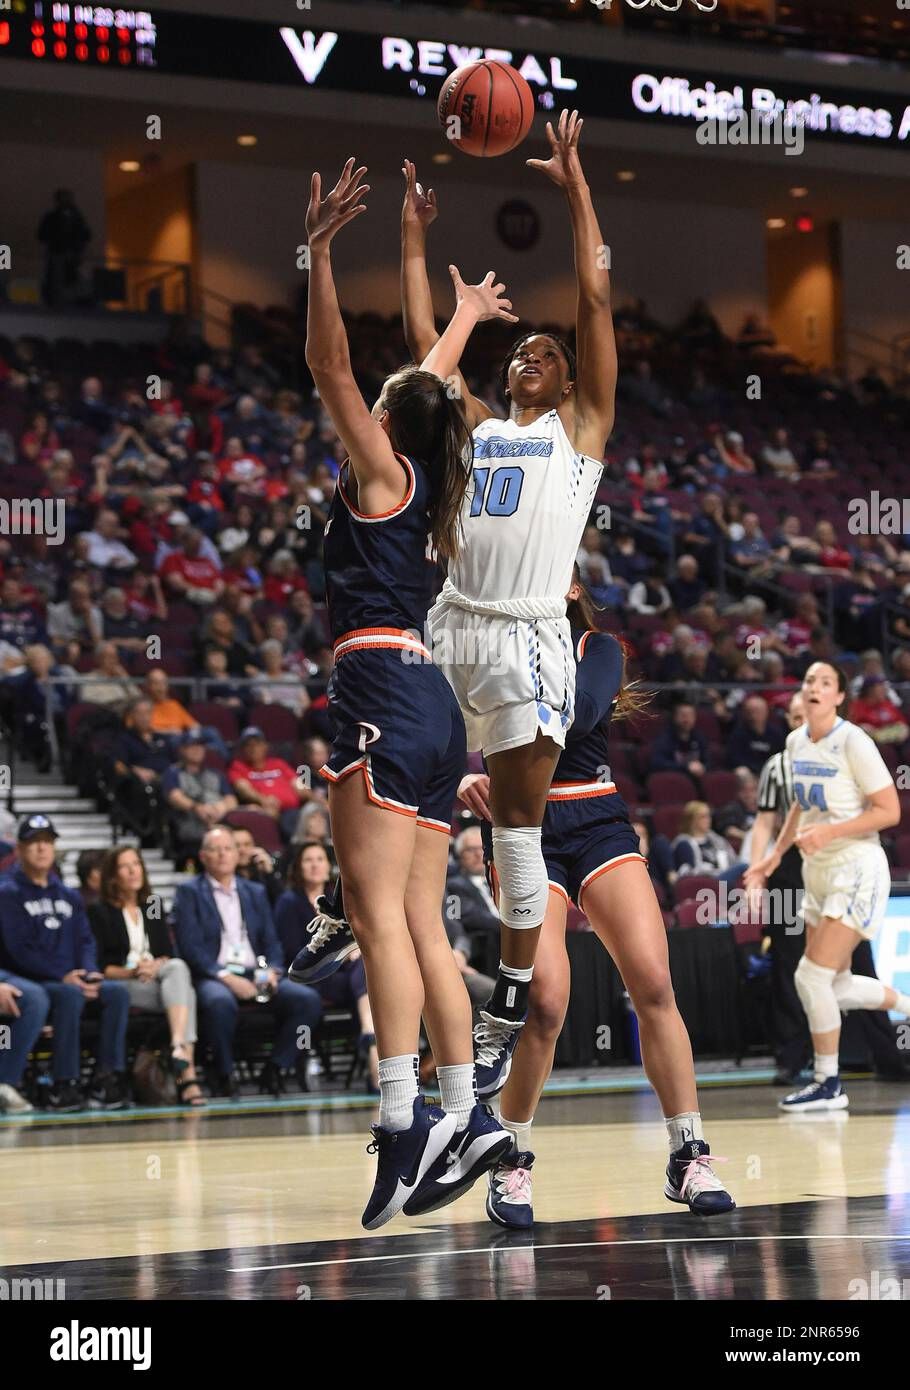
[
  {"left": 491, "top": 825, "right": 549, "bottom": 930},
  {"left": 794, "top": 956, "right": 841, "bottom": 1034},
  {"left": 832, "top": 971, "right": 887, "bottom": 1013}
]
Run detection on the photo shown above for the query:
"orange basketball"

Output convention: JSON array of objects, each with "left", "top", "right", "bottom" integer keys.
[{"left": 437, "top": 60, "right": 535, "bottom": 158}]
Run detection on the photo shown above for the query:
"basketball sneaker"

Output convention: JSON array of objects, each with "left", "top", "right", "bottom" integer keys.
[
  {"left": 361, "top": 1096, "right": 457, "bottom": 1231},
  {"left": 403, "top": 1103, "right": 513, "bottom": 1216},
  {"left": 486, "top": 1150, "right": 535, "bottom": 1229},
  {"left": 288, "top": 895, "right": 357, "bottom": 984},
  {"left": 474, "top": 1010, "right": 526, "bottom": 1099},
  {"left": 779, "top": 1076, "right": 849, "bottom": 1112},
  {"left": 665, "top": 1139, "right": 736, "bottom": 1215}
]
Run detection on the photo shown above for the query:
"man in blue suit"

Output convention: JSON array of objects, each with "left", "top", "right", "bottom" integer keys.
[{"left": 173, "top": 824, "right": 322, "bottom": 1096}]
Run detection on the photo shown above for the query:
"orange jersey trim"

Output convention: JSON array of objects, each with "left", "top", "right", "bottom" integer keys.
[
  {"left": 547, "top": 780, "right": 617, "bottom": 801},
  {"left": 321, "top": 758, "right": 418, "bottom": 820},
  {"left": 577, "top": 853, "right": 647, "bottom": 912},
  {"left": 333, "top": 626, "right": 431, "bottom": 662},
  {"left": 337, "top": 453, "right": 415, "bottom": 521}
]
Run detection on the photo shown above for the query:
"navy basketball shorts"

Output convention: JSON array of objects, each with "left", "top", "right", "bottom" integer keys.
[
  {"left": 322, "top": 645, "right": 467, "bottom": 833},
  {"left": 482, "top": 794, "right": 645, "bottom": 912}
]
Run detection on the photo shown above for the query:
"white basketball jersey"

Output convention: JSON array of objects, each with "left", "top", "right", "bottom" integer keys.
[
  {"left": 786, "top": 718, "right": 893, "bottom": 864},
  {"left": 440, "top": 409, "right": 603, "bottom": 621}
]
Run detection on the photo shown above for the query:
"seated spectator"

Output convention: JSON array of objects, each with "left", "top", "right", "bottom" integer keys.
[
  {"left": 89, "top": 846, "right": 205, "bottom": 1105},
  {"left": 607, "top": 526, "right": 649, "bottom": 590},
  {"left": 793, "top": 626, "right": 839, "bottom": 679},
  {"left": 672, "top": 802, "right": 740, "bottom": 880},
  {"left": 292, "top": 800, "right": 331, "bottom": 844},
  {"left": 159, "top": 527, "right": 224, "bottom": 606},
  {"left": 775, "top": 593, "right": 820, "bottom": 658},
  {"left": 80, "top": 641, "right": 136, "bottom": 710},
  {"left": 46, "top": 578, "right": 102, "bottom": 662},
  {"left": 576, "top": 524, "right": 615, "bottom": 606},
  {"left": 80, "top": 508, "right": 138, "bottom": 573},
  {"left": 737, "top": 312, "right": 776, "bottom": 352},
  {"left": 650, "top": 698, "right": 709, "bottom": 779},
  {"left": 760, "top": 652, "right": 799, "bottom": 712},
  {"left": 75, "top": 848, "right": 106, "bottom": 907},
  {"left": 1, "top": 643, "right": 76, "bottom": 771},
  {"left": 760, "top": 428, "right": 800, "bottom": 481},
  {"left": 851, "top": 677, "right": 910, "bottom": 745},
  {"left": 172, "top": 825, "right": 322, "bottom": 1096},
  {"left": 730, "top": 512, "right": 773, "bottom": 576},
  {"left": 680, "top": 492, "right": 728, "bottom": 583},
  {"left": 0, "top": 815, "right": 130, "bottom": 1111},
  {"left": 143, "top": 667, "right": 229, "bottom": 757},
  {"left": 113, "top": 697, "right": 171, "bottom": 840},
  {"left": 162, "top": 730, "right": 237, "bottom": 865},
  {"left": 714, "top": 768, "right": 759, "bottom": 858},
  {"left": 216, "top": 435, "right": 267, "bottom": 491},
  {"left": 233, "top": 825, "right": 284, "bottom": 905},
  {"left": 202, "top": 646, "right": 248, "bottom": 712},
  {"left": 198, "top": 609, "right": 258, "bottom": 677},
  {"left": 263, "top": 550, "right": 308, "bottom": 607},
  {"left": 627, "top": 567, "right": 672, "bottom": 616},
  {"left": 100, "top": 587, "right": 146, "bottom": 657},
  {"left": 771, "top": 512, "right": 820, "bottom": 566},
  {"left": 714, "top": 430, "right": 755, "bottom": 475},
  {"left": 274, "top": 841, "right": 378, "bottom": 1091},
  {"left": 252, "top": 640, "right": 311, "bottom": 718},
  {"left": 445, "top": 825, "right": 500, "bottom": 967},
  {"left": 228, "top": 727, "right": 305, "bottom": 842},
  {"left": 0, "top": 968, "right": 49, "bottom": 1113},
  {"left": 726, "top": 694, "right": 785, "bottom": 775},
  {"left": 296, "top": 736, "right": 331, "bottom": 803},
  {"left": 666, "top": 554, "right": 707, "bottom": 613},
  {"left": 0, "top": 575, "right": 47, "bottom": 651},
  {"left": 811, "top": 520, "right": 852, "bottom": 575},
  {"left": 287, "top": 588, "right": 328, "bottom": 657},
  {"left": 849, "top": 650, "right": 901, "bottom": 705}
]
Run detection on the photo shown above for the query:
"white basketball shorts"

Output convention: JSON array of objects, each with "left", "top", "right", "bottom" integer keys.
[
  {"left": 801, "top": 841, "right": 891, "bottom": 940},
  {"left": 428, "top": 603, "right": 575, "bottom": 757}
]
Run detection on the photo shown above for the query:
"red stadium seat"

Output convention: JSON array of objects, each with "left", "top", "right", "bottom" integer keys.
[
  {"left": 189, "top": 702, "right": 240, "bottom": 743},
  {"left": 652, "top": 804, "right": 685, "bottom": 840},
  {"left": 647, "top": 770, "right": 698, "bottom": 803},
  {"left": 702, "top": 771, "right": 741, "bottom": 806},
  {"left": 673, "top": 874, "right": 719, "bottom": 905},
  {"left": 674, "top": 899, "right": 702, "bottom": 930},
  {"left": 224, "top": 809, "right": 283, "bottom": 854},
  {"left": 894, "top": 836, "right": 910, "bottom": 867},
  {"left": 246, "top": 703, "right": 301, "bottom": 744}
]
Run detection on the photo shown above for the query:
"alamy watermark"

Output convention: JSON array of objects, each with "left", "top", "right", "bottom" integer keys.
[{"left": 0, "top": 498, "right": 65, "bottom": 544}]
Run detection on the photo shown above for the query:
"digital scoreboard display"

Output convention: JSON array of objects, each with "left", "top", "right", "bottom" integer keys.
[
  {"left": 2, "top": 5, "right": 910, "bottom": 151},
  {"left": 0, "top": 3, "right": 157, "bottom": 66}
]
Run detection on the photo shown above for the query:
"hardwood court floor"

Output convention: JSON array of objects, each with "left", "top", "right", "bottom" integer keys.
[{"left": 2, "top": 1083, "right": 909, "bottom": 1298}]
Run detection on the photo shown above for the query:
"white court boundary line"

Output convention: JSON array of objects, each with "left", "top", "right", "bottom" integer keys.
[{"left": 230, "top": 1232, "right": 910, "bottom": 1273}]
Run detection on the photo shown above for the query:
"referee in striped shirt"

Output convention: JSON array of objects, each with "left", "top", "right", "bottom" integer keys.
[{"left": 751, "top": 693, "right": 810, "bottom": 1086}]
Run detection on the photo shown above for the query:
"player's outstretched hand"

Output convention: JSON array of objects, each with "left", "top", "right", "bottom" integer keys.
[
  {"left": 401, "top": 159, "right": 438, "bottom": 230},
  {"left": 458, "top": 772, "right": 492, "bottom": 822},
  {"left": 306, "top": 158, "right": 370, "bottom": 251},
  {"left": 448, "top": 266, "right": 519, "bottom": 325},
  {"left": 526, "top": 108, "right": 585, "bottom": 189}
]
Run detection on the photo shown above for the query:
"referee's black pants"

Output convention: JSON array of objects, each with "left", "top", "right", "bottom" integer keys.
[{"left": 767, "top": 847, "right": 812, "bottom": 1075}]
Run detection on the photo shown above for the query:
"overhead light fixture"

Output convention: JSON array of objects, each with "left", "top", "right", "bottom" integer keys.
[
  {"left": 790, "top": 186, "right": 809, "bottom": 198},
  {"left": 617, "top": 170, "right": 636, "bottom": 182},
  {"left": 118, "top": 160, "right": 140, "bottom": 172},
  {"left": 432, "top": 152, "right": 452, "bottom": 164},
  {"left": 237, "top": 134, "right": 258, "bottom": 147},
  {"left": 766, "top": 218, "right": 786, "bottom": 230}
]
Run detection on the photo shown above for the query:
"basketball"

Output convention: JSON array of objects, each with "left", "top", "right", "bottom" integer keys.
[{"left": 437, "top": 60, "right": 535, "bottom": 158}]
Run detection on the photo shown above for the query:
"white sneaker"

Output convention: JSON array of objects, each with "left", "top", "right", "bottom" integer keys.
[{"left": 0, "top": 1083, "right": 34, "bottom": 1114}]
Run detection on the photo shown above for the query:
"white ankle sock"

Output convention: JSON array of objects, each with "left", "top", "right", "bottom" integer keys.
[
  {"left": 666, "top": 1111, "right": 704, "bottom": 1153},
  {"left": 378, "top": 1054, "right": 418, "bottom": 1131},
  {"left": 500, "top": 1113, "right": 533, "bottom": 1155},
  {"left": 814, "top": 1051, "right": 839, "bottom": 1082},
  {"left": 437, "top": 1063, "right": 476, "bottom": 1129}
]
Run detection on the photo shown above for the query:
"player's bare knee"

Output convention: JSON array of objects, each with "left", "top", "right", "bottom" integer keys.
[{"left": 629, "top": 973, "right": 675, "bottom": 1019}]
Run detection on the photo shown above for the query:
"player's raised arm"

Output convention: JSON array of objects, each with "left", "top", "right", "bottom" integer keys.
[
  {"left": 419, "top": 265, "right": 518, "bottom": 389},
  {"left": 528, "top": 109, "right": 617, "bottom": 459},
  {"left": 305, "top": 159, "right": 403, "bottom": 509},
  {"left": 401, "top": 160, "right": 499, "bottom": 430}
]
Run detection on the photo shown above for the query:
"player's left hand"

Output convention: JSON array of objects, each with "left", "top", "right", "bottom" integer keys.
[
  {"left": 526, "top": 108, "right": 585, "bottom": 189},
  {"left": 447, "top": 266, "right": 519, "bottom": 325},
  {"left": 306, "top": 159, "right": 370, "bottom": 250},
  {"left": 458, "top": 772, "right": 492, "bottom": 821},
  {"left": 796, "top": 824, "right": 832, "bottom": 856}
]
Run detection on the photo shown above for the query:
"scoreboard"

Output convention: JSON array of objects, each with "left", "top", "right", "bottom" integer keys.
[{"left": 0, "top": 3, "right": 157, "bottom": 66}]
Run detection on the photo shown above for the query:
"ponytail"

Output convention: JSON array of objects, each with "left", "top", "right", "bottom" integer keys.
[
  {"left": 381, "top": 366, "right": 472, "bottom": 561},
  {"left": 568, "top": 567, "right": 653, "bottom": 725}
]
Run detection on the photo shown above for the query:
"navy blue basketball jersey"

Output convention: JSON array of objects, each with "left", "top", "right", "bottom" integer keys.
[
  {"left": 323, "top": 453, "right": 436, "bottom": 645},
  {"left": 548, "top": 628, "right": 627, "bottom": 807}
]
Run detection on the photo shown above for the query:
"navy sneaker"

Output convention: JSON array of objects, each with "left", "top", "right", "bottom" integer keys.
[
  {"left": 474, "top": 1010, "right": 526, "bottom": 1099},
  {"left": 486, "top": 1150, "right": 535, "bottom": 1229},
  {"left": 288, "top": 895, "right": 357, "bottom": 984},
  {"left": 361, "top": 1096, "right": 457, "bottom": 1231},
  {"left": 665, "top": 1139, "right": 736, "bottom": 1215},
  {"left": 403, "top": 1103, "right": 513, "bottom": 1217},
  {"left": 779, "top": 1076, "right": 849, "bottom": 1113}
]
